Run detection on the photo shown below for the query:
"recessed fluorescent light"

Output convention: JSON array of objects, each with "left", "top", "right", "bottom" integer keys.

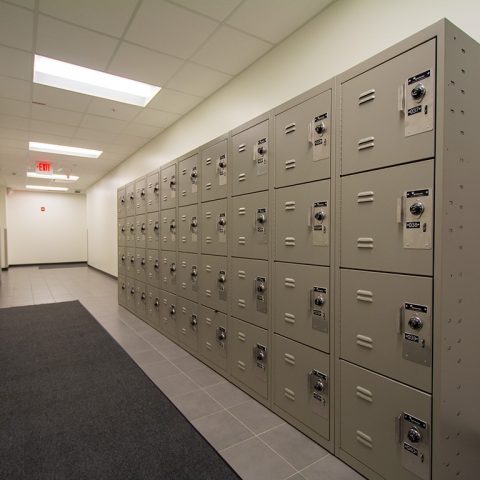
[
  {"left": 34, "top": 55, "right": 161, "bottom": 107},
  {"left": 26, "top": 185, "right": 69, "bottom": 192},
  {"left": 29, "top": 141, "right": 102, "bottom": 158},
  {"left": 27, "top": 172, "right": 79, "bottom": 181}
]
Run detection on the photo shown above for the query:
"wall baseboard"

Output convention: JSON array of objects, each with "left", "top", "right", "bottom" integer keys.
[
  {"left": 9, "top": 261, "right": 87, "bottom": 268},
  {"left": 87, "top": 264, "right": 117, "bottom": 280}
]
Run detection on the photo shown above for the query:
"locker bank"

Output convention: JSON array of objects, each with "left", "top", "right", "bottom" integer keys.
[{"left": 0, "top": 2, "right": 479, "bottom": 480}]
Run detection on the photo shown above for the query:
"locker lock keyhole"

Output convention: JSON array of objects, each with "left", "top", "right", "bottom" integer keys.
[
  {"left": 130, "top": 256, "right": 135, "bottom": 263},
  {"left": 407, "top": 427, "right": 422, "bottom": 443},
  {"left": 154, "top": 298, "right": 159, "bottom": 307},
  {"left": 315, "top": 122, "right": 327, "bottom": 135},
  {"left": 130, "top": 288, "right": 135, "bottom": 295},
  {"left": 170, "top": 220, "right": 176, "bottom": 231},
  {"left": 190, "top": 168, "right": 197, "bottom": 180},
  {"left": 191, "top": 267, "right": 198, "bottom": 278},
  {"left": 257, "top": 282, "right": 266, "bottom": 293},
  {"left": 141, "top": 258, "right": 146, "bottom": 265},
  {"left": 141, "top": 292, "right": 146, "bottom": 300},
  {"left": 314, "top": 379, "right": 326, "bottom": 393},
  {"left": 121, "top": 226, "right": 126, "bottom": 232},
  {"left": 141, "top": 223, "right": 146, "bottom": 232},
  {"left": 154, "top": 222, "right": 159, "bottom": 231},
  {"left": 140, "top": 189, "right": 146, "bottom": 197},
  {"left": 121, "top": 197, "right": 125, "bottom": 204},
  {"left": 257, "top": 214, "right": 266, "bottom": 224},
  {"left": 170, "top": 177, "right": 176, "bottom": 189},
  {"left": 169, "top": 305, "right": 176, "bottom": 316},
  {"left": 154, "top": 183, "right": 159, "bottom": 193},
  {"left": 257, "top": 146, "right": 266, "bottom": 155},
  {"left": 218, "top": 273, "right": 226, "bottom": 284},
  {"left": 217, "top": 330, "right": 226, "bottom": 341},
  {"left": 256, "top": 350, "right": 265, "bottom": 361},
  {"left": 411, "top": 83, "right": 426, "bottom": 102},
  {"left": 408, "top": 315, "right": 424, "bottom": 330},
  {"left": 191, "top": 218, "right": 198, "bottom": 228},
  {"left": 191, "top": 315, "right": 197, "bottom": 327},
  {"left": 121, "top": 283, "right": 126, "bottom": 290},
  {"left": 218, "top": 217, "right": 226, "bottom": 227},
  {"left": 314, "top": 295, "right": 325, "bottom": 307},
  {"left": 409, "top": 202, "right": 425, "bottom": 216},
  {"left": 314, "top": 210, "right": 326, "bottom": 222},
  {"left": 170, "top": 263, "right": 176, "bottom": 273},
  {"left": 121, "top": 254, "right": 126, "bottom": 261},
  {"left": 154, "top": 261, "right": 159, "bottom": 270},
  {"left": 218, "top": 159, "right": 227, "bottom": 169}
]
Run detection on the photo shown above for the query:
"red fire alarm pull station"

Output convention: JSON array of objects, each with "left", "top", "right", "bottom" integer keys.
[
  {"left": 36, "top": 161, "right": 51, "bottom": 173},
  {"left": 41, "top": 207, "right": 46, "bottom": 212}
]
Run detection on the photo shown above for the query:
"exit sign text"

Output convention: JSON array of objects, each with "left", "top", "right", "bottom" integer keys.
[{"left": 36, "top": 161, "right": 51, "bottom": 173}]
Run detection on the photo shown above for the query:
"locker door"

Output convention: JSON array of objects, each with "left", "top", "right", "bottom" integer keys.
[
  {"left": 161, "top": 163, "right": 177, "bottom": 210},
  {"left": 135, "top": 281, "right": 147, "bottom": 320},
  {"left": 199, "top": 254, "right": 227, "bottom": 313},
  {"left": 340, "top": 269, "right": 432, "bottom": 392},
  {"left": 176, "top": 297, "right": 198, "bottom": 352},
  {"left": 135, "top": 214, "right": 147, "bottom": 249},
  {"left": 161, "top": 208, "right": 177, "bottom": 251},
  {"left": 273, "top": 334, "right": 330, "bottom": 439},
  {"left": 135, "top": 176, "right": 147, "bottom": 214},
  {"left": 134, "top": 248, "right": 147, "bottom": 283},
  {"left": 340, "top": 361, "right": 431, "bottom": 480},
  {"left": 146, "top": 249, "right": 161, "bottom": 288},
  {"left": 126, "top": 278, "right": 136, "bottom": 312},
  {"left": 275, "top": 180, "right": 330, "bottom": 265},
  {"left": 201, "top": 139, "right": 227, "bottom": 202},
  {"left": 146, "top": 211, "right": 160, "bottom": 250},
  {"left": 177, "top": 252, "right": 199, "bottom": 302},
  {"left": 198, "top": 306, "right": 227, "bottom": 371},
  {"left": 340, "top": 160, "right": 434, "bottom": 275},
  {"left": 161, "top": 250, "right": 177, "bottom": 294},
  {"left": 229, "top": 316, "right": 268, "bottom": 399},
  {"left": 118, "top": 247, "right": 126, "bottom": 276},
  {"left": 146, "top": 170, "right": 160, "bottom": 213},
  {"left": 117, "top": 219, "right": 126, "bottom": 247},
  {"left": 179, "top": 204, "right": 199, "bottom": 253},
  {"left": 201, "top": 199, "right": 227, "bottom": 256},
  {"left": 341, "top": 39, "right": 435, "bottom": 175},
  {"left": 178, "top": 154, "right": 199, "bottom": 206},
  {"left": 160, "top": 290, "right": 177, "bottom": 338},
  {"left": 125, "top": 248, "right": 135, "bottom": 278},
  {"left": 126, "top": 181, "right": 136, "bottom": 217},
  {"left": 118, "top": 275, "right": 127, "bottom": 307},
  {"left": 231, "top": 191, "right": 268, "bottom": 259},
  {"left": 275, "top": 90, "right": 331, "bottom": 188},
  {"left": 230, "top": 258, "right": 268, "bottom": 329},
  {"left": 117, "top": 186, "right": 126, "bottom": 218},
  {"left": 274, "top": 262, "right": 330, "bottom": 353},
  {"left": 232, "top": 120, "right": 269, "bottom": 196},
  {"left": 146, "top": 285, "right": 161, "bottom": 330},
  {"left": 125, "top": 217, "right": 135, "bottom": 248}
]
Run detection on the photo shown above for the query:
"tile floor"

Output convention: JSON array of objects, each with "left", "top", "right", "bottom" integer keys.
[{"left": 0, "top": 265, "right": 364, "bottom": 480}]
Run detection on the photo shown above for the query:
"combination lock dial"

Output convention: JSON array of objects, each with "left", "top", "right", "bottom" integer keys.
[
  {"left": 191, "top": 218, "right": 198, "bottom": 228},
  {"left": 411, "top": 83, "right": 426, "bottom": 102},
  {"left": 170, "top": 263, "right": 176, "bottom": 273},
  {"left": 314, "top": 295, "right": 325, "bottom": 307},
  {"left": 409, "top": 202, "right": 425, "bottom": 216},
  {"left": 257, "top": 214, "right": 266, "bottom": 224},
  {"left": 218, "top": 159, "right": 226, "bottom": 169},
  {"left": 408, "top": 315, "right": 423, "bottom": 330},
  {"left": 217, "top": 330, "right": 226, "bottom": 341},
  {"left": 257, "top": 146, "right": 266, "bottom": 155},
  {"left": 169, "top": 305, "right": 176, "bottom": 315},
  {"left": 314, "top": 379, "right": 326, "bottom": 392},
  {"left": 407, "top": 427, "right": 422, "bottom": 443},
  {"left": 314, "top": 210, "right": 326, "bottom": 222},
  {"left": 315, "top": 122, "right": 327, "bottom": 135},
  {"left": 256, "top": 350, "right": 265, "bottom": 361},
  {"left": 191, "top": 315, "right": 197, "bottom": 327},
  {"left": 218, "top": 216, "right": 226, "bottom": 227}
]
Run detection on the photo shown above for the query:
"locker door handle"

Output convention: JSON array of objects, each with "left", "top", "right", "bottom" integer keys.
[{"left": 396, "top": 197, "right": 405, "bottom": 223}]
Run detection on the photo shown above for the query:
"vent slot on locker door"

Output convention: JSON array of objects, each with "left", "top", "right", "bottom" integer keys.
[{"left": 358, "top": 88, "right": 376, "bottom": 105}]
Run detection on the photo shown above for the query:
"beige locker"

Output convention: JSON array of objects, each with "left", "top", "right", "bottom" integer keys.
[
  {"left": 146, "top": 285, "right": 161, "bottom": 330},
  {"left": 177, "top": 252, "right": 199, "bottom": 302},
  {"left": 229, "top": 316, "right": 268, "bottom": 398},
  {"left": 118, "top": 275, "right": 127, "bottom": 307},
  {"left": 125, "top": 248, "right": 135, "bottom": 278},
  {"left": 135, "top": 281, "right": 147, "bottom": 320},
  {"left": 146, "top": 170, "right": 160, "bottom": 213},
  {"left": 117, "top": 186, "right": 126, "bottom": 218},
  {"left": 135, "top": 176, "right": 147, "bottom": 215},
  {"left": 231, "top": 119, "right": 269, "bottom": 196},
  {"left": 125, "top": 217, "right": 135, "bottom": 248},
  {"left": 201, "top": 199, "right": 227, "bottom": 256},
  {"left": 341, "top": 40, "right": 435, "bottom": 176},
  {"left": 340, "top": 269, "right": 432, "bottom": 392},
  {"left": 198, "top": 306, "right": 227, "bottom": 371},
  {"left": 340, "top": 159, "right": 434, "bottom": 275},
  {"left": 340, "top": 360, "right": 431, "bottom": 480},
  {"left": 199, "top": 254, "right": 228, "bottom": 313},
  {"left": 230, "top": 257, "right": 268, "bottom": 329},
  {"left": 118, "top": 247, "right": 126, "bottom": 276},
  {"left": 273, "top": 334, "right": 330, "bottom": 439},
  {"left": 146, "top": 211, "right": 160, "bottom": 250},
  {"left": 178, "top": 154, "right": 199, "bottom": 206},
  {"left": 160, "top": 290, "right": 177, "bottom": 338},
  {"left": 176, "top": 297, "right": 198, "bottom": 352},
  {"left": 161, "top": 208, "right": 177, "bottom": 251},
  {"left": 201, "top": 139, "right": 227, "bottom": 202},
  {"left": 274, "top": 89, "right": 331, "bottom": 188},
  {"left": 161, "top": 250, "right": 177, "bottom": 294},
  {"left": 125, "top": 181, "right": 136, "bottom": 217},
  {"left": 135, "top": 214, "right": 147, "bottom": 249},
  {"left": 126, "top": 277, "right": 136, "bottom": 312},
  {"left": 275, "top": 180, "right": 330, "bottom": 265},
  {"left": 134, "top": 248, "right": 147, "bottom": 284},
  {"left": 231, "top": 191, "right": 268, "bottom": 260},
  {"left": 117, "top": 218, "right": 126, "bottom": 247},
  {"left": 146, "top": 249, "right": 161, "bottom": 288},
  {"left": 179, "top": 204, "right": 199, "bottom": 253},
  {"left": 160, "top": 163, "right": 177, "bottom": 210},
  {"left": 273, "top": 262, "right": 330, "bottom": 353}
]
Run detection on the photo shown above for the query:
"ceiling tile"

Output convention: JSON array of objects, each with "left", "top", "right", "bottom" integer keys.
[
  {"left": 30, "top": 119, "right": 77, "bottom": 137},
  {"left": 147, "top": 88, "right": 203, "bottom": 114},
  {"left": 103, "top": 142, "right": 139, "bottom": 156},
  {"left": 108, "top": 42, "right": 183, "bottom": 86},
  {"left": 133, "top": 109, "right": 180, "bottom": 128},
  {"left": 87, "top": 98, "right": 142, "bottom": 122},
  {"left": 0, "top": 98, "right": 30, "bottom": 118},
  {"left": 36, "top": 14, "right": 119, "bottom": 71},
  {"left": 0, "top": 75, "right": 31, "bottom": 101},
  {"left": 126, "top": 0, "right": 218, "bottom": 59},
  {"left": 165, "top": 62, "right": 232, "bottom": 97},
  {"left": 0, "top": 114, "right": 29, "bottom": 131},
  {"left": 27, "top": 132, "right": 74, "bottom": 146},
  {"left": 0, "top": 2, "right": 34, "bottom": 51},
  {"left": 0, "top": 137, "right": 27, "bottom": 150},
  {"left": 31, "top": 104, "right": 84, "bottom": 126},
  {"left": 0, "top": 127, "right": 30, "bottom": 141},
  {"left": 80, "top": 114, "right": 128, "bottom": 134},
  {"left": 124, "top": 122, "right": 163, "bottom": 138},
  {"left": 7, "top": 0, "right": 35, "bottom": 9},
  {"left": 74, "top": 128, "right": 117, "bottom": 144},
  {"left": 39, "top": 0, "right": 138, "bottom": 37},
  {"left": 33, "top": 84, "right": 91, "bottom": 112},
  {"left": 169, "top": 0, "right": 242, "bottom": 21},
  {"left": 112, "top": 133, "right": 149, "bottom": 148},
  {"left": 0, "top": 45, "right": 33, "bottom": 81},
  {"left": 192, "top": 25, "right": 272, "bottom": 75},
  {"left": 227, "top": 0, "right": 333, "bottom": 43}
]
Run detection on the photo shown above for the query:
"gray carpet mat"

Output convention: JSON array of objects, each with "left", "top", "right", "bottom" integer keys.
[
  {"left": 0, "top": 301, "right": 240, "bottom": 480},
  {"left": 38, "top": 263, "right": 87, "bottom": 269}
]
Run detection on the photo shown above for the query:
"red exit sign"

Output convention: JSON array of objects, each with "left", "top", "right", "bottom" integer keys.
[{"left": 36, "top": 161, "right": 51, "bottom": 173}]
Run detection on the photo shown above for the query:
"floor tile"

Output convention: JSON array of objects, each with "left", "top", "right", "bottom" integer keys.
[
  {"left": 141, "top": 359, "right": 181, "bottom": 380},
  {"left": 172, "top": 389, "right": 224, "bottom": 421},
  {"left": 229, "top": 400, "right": 285, "bottom": 434},
  {"left": 129, "top": 348, "right": 165, "bottom": 367},
  {"left": 156, "top": 342, "right": 191, "bottom": 361},
  {"left": 205, "top": 380, "right": 251, "bottom": 408},
  {"left": 300, "top": 455, "right": 364, "bottom": 480},
  {"left": 187, "top": 365, "right": 224, "bottom": 388},
  {"left": 171, "top": 354, "right": 205, "bottom": 373},
  {"left": 153, "top": 372, "right": 199, "bottom": 398}
]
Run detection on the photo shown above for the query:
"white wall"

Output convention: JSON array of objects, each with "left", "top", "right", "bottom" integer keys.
[
  {"left": 0, "top": 186, "right": 7, "bottom": 268},
  {"left": 7, "top": 191, "right": 87, "bottom": 265},
  {"left": 87, "top": 0, "right": 480, "bottom": 276}
]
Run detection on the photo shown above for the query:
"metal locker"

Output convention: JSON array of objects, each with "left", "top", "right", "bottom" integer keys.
[
  {"left": 176, "top": 297, "right": 198, "bottom": 352},
  {"left": 341, "top": 39, "right": 435, "bottom": 176},
  {"left": 125, "top": 248, "right": 135, "bottom": 278},
  {"left": 146, "top": 170, "right": 160, "bottom": 213},
  {"left": 146, "top": 249, "right": 161, "bottom": 288},
  {"left": 161, "top": 208, "right": 177, "bottom": 251},
  {"left": 161, "top": 250, "right": 177, "bottom": 294},
  {"left": 179, "top": 204, "right": 199, "bottom": 253},
  {"left": 231, "top": 191, "right": 268, "bottom": 259},
  {"left": 125, "top": 217, "right": 135, "bottom": 248},
  {"left": 146, "top": 285, "right": 161, "bottom": 330},
  {"left": 134, "top": 248, "right": 147, "bottom": 284},
  {"left": 135, "top": 214, "right": 147, "bottom": 249},
  {"left": 125, "top": 181, "right": 136, "bottom": 217},
  {"left": 118, "top": 275, "right": 127, "bottom": 307},
  {"left": 275, "top": 180, "right": 330, "bottom": 265},
  {"left": 340, "top": 159, "right": 434, "bottom": 275},
  {"left": 135, "top": 176, "right": 147, "bottom": 215},
  {"left": 273, "top": 334, "right": 330, "bottom": 439},
  {"left": 340, "top": 269, "right": 432, "bottom": 392},
  {"left": 177, "top": 252, "right": 199, "bottom": 302},
  {"left": 118, "top": 247, "right": 126, "bottom": 276},
  {"left": 146, "top": 211, "right": 160, "bottom": 250},
  {"left": 178, "top": 154, "right": 199, "bottom": 206},
  {"left": 199, "top": 254, "right": 228, "bottom": 313},
  {"left": 340, "top": 360, "right": 431, "bottom": 480},
  {"left": 273, "top": 262, "right": 330, "bottom": 353},
  {"left": 117, "top": 186, "right": 126, "bottom": 218},
  {"left": 274, "top": 89, "right": 331, "bottom": 188},
  {"left": 201, "top": 199, "right": 227, "bottom": 256},
  {"left": 117, "top": 219, "right": 127, "bottom": 247},
  {"left": 197, "top": 306, "right": 227, "bottom": 371},
  {"left": 230, "top": 257, "right": 268, "bottom": 329},
  {"left": 135, "top": 281, "right": 147, "bottom": 320},
  {"left": 231, "top": 119, "right": 269, "bottom": 196},
  {"left": 161, "top": 163, "right": 177, "bottom": 210},
  {"left": 160, "top": 290, "right": 177, "bottom": 338},
  {"left": 228, "top": 316, "right": 268, "bottom": 399},
  {"left": 126, "top": 277, "right": 136, "bottom": 312},
  {"left": 201, "top": 139, "right": 227, "bottom": 202}
]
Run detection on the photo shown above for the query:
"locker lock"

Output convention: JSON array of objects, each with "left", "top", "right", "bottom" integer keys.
[
  {"left": 218, "top": 272, "right": 226, "bottom": 284},
  {"left": 256, "top": 213, "right": 266, "bottom": 224},
  {"left": 141, "top": 223, "right": 146, "bottom": 232},
  {"left": 129, "top": 193, "right": 134, "bottom": 200},
  {"left": 130, "top": 256, "right": 135, "bottom": 263},
  {"left": 154, "top": 182, "right": 159, "bottom": 193},
  {"left": 256, "top": 349, "right": 265, "bottom": 361},
  {"left": 154, "top": 260, "right": 159, "bottom": 270},
  {"left": 314, "top": 210, "right": 326, "bottom": 222},
  {"left": 190, "top": 167, "right": 198, "bottom": 181},
  {"left": 120, "top": 196, "right": 125, "bottom": 204},
  {"left": 217, "top": 328, "right": 226, "bottom": 341},
  {"left": 315, "top": 122, "right": 327, "bottom": 135},
  {"left": 191, "top": 217, "right": 198, "bottom": 229},
  {"left": 257, "top": 145, "right": 266, "bottom": 155},
  {"left": 121, "top": 225, "right": 126, "bottom": 232},
  {"left": 154, "top": 221, "right": 159, "bottom": 231},
  {"left": 130, "top": 287, "right": 135, "bottom": 295},
  {"left": 170, "top": 220, "right": 176, "bottom": 232},
  {"left": 190, "top": 315, "right": 197, "bottom": 327},
  {"left": 154, "top": 297, "right": 159, "bottom": 307},
  {"left": 407, "top": 427, "right": 422, "bottom": 443},
  {"left": 121, "top": 283, "right": 126, "bottom": 290},
  {"left": 191, "top": 266, "right": 198, "bottom": 279},
  {"left": 409, "top": 202, "right": 425, "bottom": 216},
  {"left": 408, "top": 315, "right": 423, "bottom": 330},
  {"left": 218, "top": 158, "right": 227, "bottom": 169},
  {"left": 256, "top": 281, "right": 266, "bottom": 293},
  {"left": 141, "top": 291, "right": 146, "bottom": 300},
  {"left": 411, "top": 83, "right": 426, "bottom": 102},
  {"left": 170, "top": 176, "right": 176, "bottom": 189},
  {"left": 169, "top": 304, "right": 176, "bottom": 316},
  {"left": 314, "top": 295, "right": 325, "bottom": 307},
  {"left": 130, "top": 225, "right": 135, "bottom": 232},
  {"left": 140, "top": 188, "right": 146, "bottom": 198},
  {"left": 121, "top": 254, "right": 126, "bottom": 261},
  {"left": 170, "top": 262, "right": 176, "bottom": 273},
  {"left": 313, "top": 378, "right": 327, "bottom": 393},
  {"left": 218, "top": 216, "right": 226, "bottom": 227},
  {"left": 141, "top": 257, "right": 146, "bottom": 265}
]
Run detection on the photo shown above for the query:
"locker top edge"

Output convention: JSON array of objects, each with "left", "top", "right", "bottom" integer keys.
[
  {"left": 198, "top": 131, "right": 229, "bottom": 154},
  {"left": 230, "top": 110, "right": 270, "bottom": 137}
]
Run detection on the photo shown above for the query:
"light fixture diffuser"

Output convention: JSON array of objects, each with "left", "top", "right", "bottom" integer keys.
[
  {"left": 27, "top": 172, "right": 79, "bottom": 181},
  {"left": 26, "top": 185, "right": 69, "bottom": 192},
  {"left": 34, "top": 55, "right": 161, "bottom": 107},
  {"left": 29, "top": 141, "right": 102, "bottom": 158}
]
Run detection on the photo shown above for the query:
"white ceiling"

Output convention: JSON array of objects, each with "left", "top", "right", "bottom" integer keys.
[{"left": 0, "top": 0, "right": 333, "bottom": 192}]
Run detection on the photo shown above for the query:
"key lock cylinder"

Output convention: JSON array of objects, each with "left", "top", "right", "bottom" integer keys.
[
  {"left": 170, "top": 219, "right": 176, "bottom": 234},
  {"left": 190, "top": 166, "right": 198, "bottom": 183},
  {"left": 170, "top": 175, "right": 176, "bottom": 192}
]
